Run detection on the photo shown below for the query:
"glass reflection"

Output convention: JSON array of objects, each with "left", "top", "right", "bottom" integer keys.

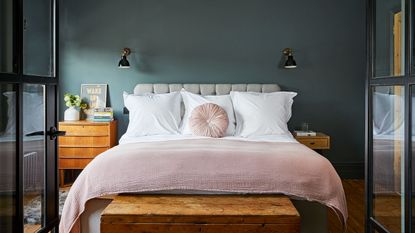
[
  {"left": 0, "top": 84, "right": 17, "bottom": 233},
  {"left": 412, "top": 87, "right": 415, "bottom": 232},
  {"left": 374, "top": 0, "right": 404, "bottom": 77},
  {"left": 0, "top": 0, "right": 14, "bottom": 73},
  {"left": 23, "top": 84, "right": 45, "bottom": 232},
  {"left": 23, "top": 0, "right": 54, "bottom": 77},
  {"left": 372, "top": 86, "right": 404, "bottom": 233}
]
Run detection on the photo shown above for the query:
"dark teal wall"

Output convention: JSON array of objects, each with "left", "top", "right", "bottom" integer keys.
[{"left": 59, "top": 0, "right": 366, "bottom": 177}]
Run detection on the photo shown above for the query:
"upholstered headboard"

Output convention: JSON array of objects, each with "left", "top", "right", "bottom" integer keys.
[
  {"left": 123, "top": 84, "right": 281, "bottom": 114},
  {"left": 133, "top": 84, "right": 281, "bottom": 95}
]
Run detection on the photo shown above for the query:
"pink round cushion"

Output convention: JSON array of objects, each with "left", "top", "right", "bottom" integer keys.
[{"left": 189, "top": 103, "right": 229, "bottom": 138}]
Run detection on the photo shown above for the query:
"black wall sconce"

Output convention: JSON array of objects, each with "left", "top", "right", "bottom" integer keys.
[
  {"left": 283, "top": 48, "right": 297, "bottom": 69},
  {"left": 118, "top": 48, "right": 131, "bottom": 68}
]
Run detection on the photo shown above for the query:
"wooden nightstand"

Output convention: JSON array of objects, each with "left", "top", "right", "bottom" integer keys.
[
  {"left": 58, "top": 120, "right": 117, "bottom": 186},
  {"left": 293, "top": 132, "right": 330, "bottom": 150}
]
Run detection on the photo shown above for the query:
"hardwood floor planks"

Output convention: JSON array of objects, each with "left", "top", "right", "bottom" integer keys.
[{"left": 329, "top": 179, "right": 365, "bottom": 233}]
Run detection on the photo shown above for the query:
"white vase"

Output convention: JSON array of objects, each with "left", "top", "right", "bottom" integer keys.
[{"left": 64, "top": 106, "right": 80, "bottom": 121}]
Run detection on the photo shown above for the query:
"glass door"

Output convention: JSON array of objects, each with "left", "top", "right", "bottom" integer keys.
[
  {"left": 23, "top": 0, "right": 54, "bottom": 77},
  {"left": 22, "top": 84, "right": 46, "bottom": 232},
  {"left": 371, "top": 86, "right": 405, "bottom": 233},
  {"left": 0, "top": 0, "right": 13, "bottom": 73},
  {"left": 0, "top": 0, "right": 59, "bottom": 232},
  {"left": 366, "top": 0, "right": 414, "bottom": 232},
  {"left": 0, "top": 83, "right": 18, "bottom": 233}
]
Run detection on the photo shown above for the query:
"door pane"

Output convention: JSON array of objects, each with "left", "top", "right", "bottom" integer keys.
[
  {"left": 23, "top": 0, "right": 54, "bottom": 77},
  {"left": 412, "top": 86, "right": 415, "bottom": 232},
  {"left": 372, "top": 86, "right": 404, "bottom": 232},
  {"left": 0, "top": 0, "right": 14, "bottom": 73},
  {"left": 374, "top": 0, "right": 405, "bottom": 77},
  {"left": 0, "top": 84, "right": 17, "bottom": 233},
  {"left": 23, "top": 84, "right": 45, "bottom": 232}
]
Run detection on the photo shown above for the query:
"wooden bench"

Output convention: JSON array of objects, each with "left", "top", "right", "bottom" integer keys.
[{"left": 100, "top": 195, "right": 300, "bottom": 233}]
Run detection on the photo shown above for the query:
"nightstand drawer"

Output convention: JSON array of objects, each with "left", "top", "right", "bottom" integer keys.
[
  {"left": 59, "top": 136, "right": 110, "bottom": 147},
  {"left": 297, "top": 138, "right": 329, "bottom": 149},
  {"left": 59, "top": 125, "right": 109, "bottom": 136},
  {"left": 293, "top": 132, "right": 330, "bottom": 151},
  {"left": 59, "top": 158, "right": 94, "bottom": 169},
  {"left": 59, "top": 147, "right": 108, "bottom": 158},
  {"left": 58, "top": 120, "right": 117, "bottom": 187}
]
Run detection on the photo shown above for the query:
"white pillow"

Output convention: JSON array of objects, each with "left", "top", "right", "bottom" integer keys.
[
  {"left": 180, "top": 91, "right": 236, "bottom": 136},
  {"left": 123, "top": 92, "right": 182, "bottom": 137},
  {"left": 230, "top": 91, "right": 297, "bottom": 137}
]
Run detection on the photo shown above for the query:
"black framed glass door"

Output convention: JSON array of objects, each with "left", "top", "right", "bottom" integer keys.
[
  {"left": 366, "top": 0, "right": 414, "bottom": 232},
  {"left": 0, "top": 0, "right": 59, "bottom": 232},
  {"left": 0, "top": 0, "right": 13, "bottom": 73}
]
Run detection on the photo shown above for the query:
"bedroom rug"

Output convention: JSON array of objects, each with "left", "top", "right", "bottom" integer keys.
[{"left": 24, "top": 189, "right": 68, "bottom": 224}]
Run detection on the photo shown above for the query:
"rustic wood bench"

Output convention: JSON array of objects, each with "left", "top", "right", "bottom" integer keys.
[{"left": 100, "top": 195, "right": 300, "bottom": 233}]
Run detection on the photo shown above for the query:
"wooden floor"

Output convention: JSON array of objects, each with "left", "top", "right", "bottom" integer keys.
[
  {"left": 0, "top": 179, "right": 366, "bottom": 233},
  {"left": 24, "top": 224, "right": 41, "bottom": 233},
  {"left": 372, "top": 194, "right": 401, "bottom": 232},
  {"left": 329, "top": 179, "right": 365, "bottom": 233}
]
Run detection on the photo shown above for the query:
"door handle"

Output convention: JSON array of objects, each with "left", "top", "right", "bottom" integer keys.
[
  {"left": 26, "top": 127, "right": 66, "bottom": 140},
  {"left": 47, "top": 126, "right": 66, "bottom": 140}
]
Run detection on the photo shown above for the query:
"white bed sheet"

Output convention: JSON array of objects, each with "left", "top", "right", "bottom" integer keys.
[{"left": 119, "top": 133, "right": 298, "bottom": 144}]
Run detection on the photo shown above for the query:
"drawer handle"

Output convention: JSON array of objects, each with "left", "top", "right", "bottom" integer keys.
[{"left": 310, "top": 142, "right": 315, "bottom": 145}]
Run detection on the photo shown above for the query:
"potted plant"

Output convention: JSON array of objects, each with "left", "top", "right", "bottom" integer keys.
[{"left": 64, "top": 93, "right": 87, "bottom": 121}]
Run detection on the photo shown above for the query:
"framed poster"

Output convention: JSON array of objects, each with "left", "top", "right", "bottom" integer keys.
[{"left": 80, "top": 84, "right": 107, "bottom": 109}]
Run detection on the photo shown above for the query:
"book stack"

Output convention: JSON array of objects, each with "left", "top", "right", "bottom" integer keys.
[{"left": 89, "top": 107, "right": 114, "bottom": 122}]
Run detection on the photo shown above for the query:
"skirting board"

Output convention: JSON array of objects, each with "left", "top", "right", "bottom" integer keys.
[{"left": 333, "top": 162, "right": 364, "bottom": 179}]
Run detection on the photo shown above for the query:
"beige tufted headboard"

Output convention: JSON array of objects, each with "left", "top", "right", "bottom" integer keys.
[
  {"left": 133, "top": 84, "right": 281, "bottom": 95},
  {"left": 124, "top": 84, "right": 281, "bottom": 115}
]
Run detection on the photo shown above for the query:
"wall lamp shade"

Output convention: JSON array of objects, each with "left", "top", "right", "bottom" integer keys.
[
  {"left": 118, "top": 48, "right": 131, "bottom": 68},
  {"left": 283, "top": 48, "right": 297, "bottom": 69}
]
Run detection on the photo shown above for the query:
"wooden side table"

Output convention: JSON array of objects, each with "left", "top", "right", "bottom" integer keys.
[
  {"left": 58, "top": 120, "right": 117, "bottom": 186},
  {"left": 293, "top": 132, "right": 330, "bottom": 150}
]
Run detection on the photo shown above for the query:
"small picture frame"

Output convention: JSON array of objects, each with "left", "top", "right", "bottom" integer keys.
[{"left": 80, "top": 84, "right": 108, "bottom": 109}]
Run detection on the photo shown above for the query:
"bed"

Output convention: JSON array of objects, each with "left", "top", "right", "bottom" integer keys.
[{"left": 59, "top": 84, "right": 347, "bottom": 233}]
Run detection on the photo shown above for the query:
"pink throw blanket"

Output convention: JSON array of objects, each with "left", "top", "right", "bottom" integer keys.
[{"left": 60, "top": 139, "right": 347, "bottom": 233}]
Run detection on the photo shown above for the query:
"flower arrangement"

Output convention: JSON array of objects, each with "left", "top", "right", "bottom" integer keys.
[{"left": 64, "top": 93, "right": 87, "bottom": 109}]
